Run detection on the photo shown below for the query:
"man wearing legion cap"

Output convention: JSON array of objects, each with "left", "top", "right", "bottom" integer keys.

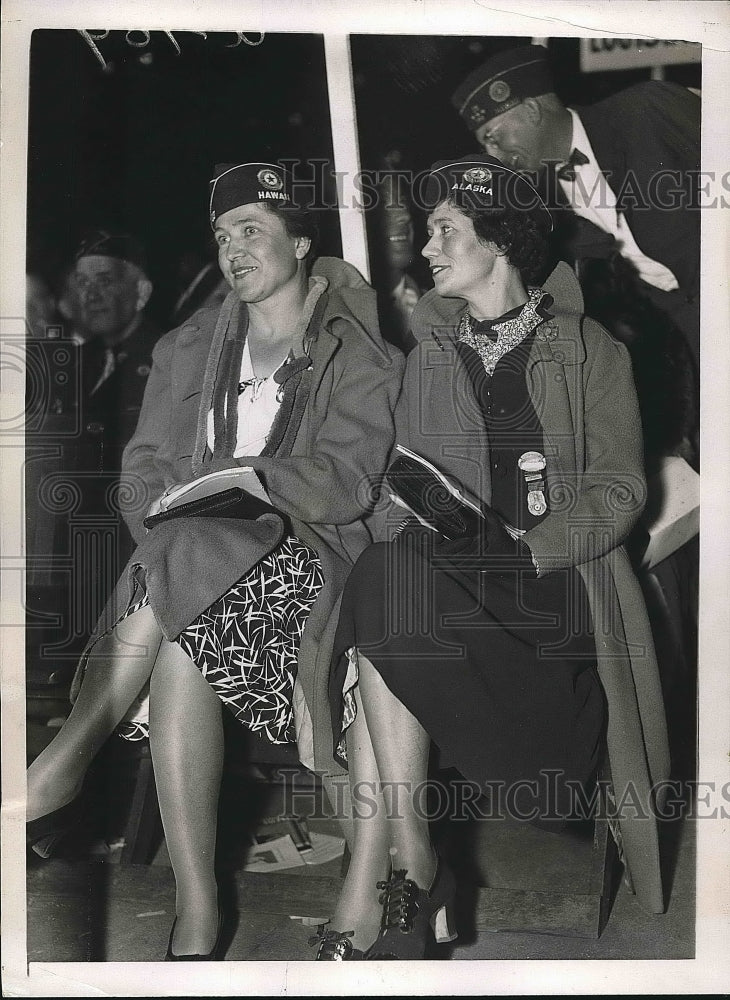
[
  {"left": 63, "top": 230, "right": 159, "bottom": 462},
  {"left": 451, "top": 43, "right": 701, "bottom": 369}
]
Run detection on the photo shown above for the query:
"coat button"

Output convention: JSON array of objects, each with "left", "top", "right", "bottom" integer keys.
[
  {"left": 553, "top": 350, "right": 565, "bottom": 363},
  {"left": 86, "top": 421, "right": 104, "bottom": 434}
]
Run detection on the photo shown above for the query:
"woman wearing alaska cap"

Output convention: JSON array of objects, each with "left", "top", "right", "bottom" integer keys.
[
  {"left": 322, "top": 154, "right": 669, "bottom": 959},
  {"left": 25, "top": 161, "right": 404, "bottom": 959}
]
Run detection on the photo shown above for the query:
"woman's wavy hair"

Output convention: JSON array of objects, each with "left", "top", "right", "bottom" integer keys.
[
  {"left": 448, "top": 197, "right": 550, "bottom": 286},
  {"left": 262, "top": 201, "right": 320, "bottom": 268}
]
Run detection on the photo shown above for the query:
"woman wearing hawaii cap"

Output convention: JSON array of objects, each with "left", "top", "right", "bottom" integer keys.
[
  {"left": 319, "top": 154, "right": 669, "bottom": 960},
  {"left": 25, "top": 161, "right": 404, "bottom": 960}
]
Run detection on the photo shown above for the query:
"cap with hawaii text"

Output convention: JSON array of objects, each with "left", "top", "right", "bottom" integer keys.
[{"left": 209, "top": 162, "right": 292, "bottom": 228}]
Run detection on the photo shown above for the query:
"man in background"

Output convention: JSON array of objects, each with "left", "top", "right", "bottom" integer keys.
[
  {"left": 62, "top": 230, "right": 159, "bottom": 472},
  {"left": 31, "top": 232, "right": 159, "bottom": 668},
  {"left": 367, "top": 155, "right": 423, "bottom": 352},
  {"left": 451, "top": 44, "right": 700, "bottom": 371}
]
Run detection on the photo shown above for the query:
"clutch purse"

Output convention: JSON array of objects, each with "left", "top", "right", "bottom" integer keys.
[{"left": 143, "top": 486, "right": 283, "bottom": 529}]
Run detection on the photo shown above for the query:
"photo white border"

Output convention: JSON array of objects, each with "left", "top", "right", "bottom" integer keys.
[{"left": 2, "top": 1, "right": 729, "bottom": 995}]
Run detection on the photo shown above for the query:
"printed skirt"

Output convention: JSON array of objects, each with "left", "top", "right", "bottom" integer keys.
[{"left": 116, "top": 535, "right": 324, "bottom": 743}]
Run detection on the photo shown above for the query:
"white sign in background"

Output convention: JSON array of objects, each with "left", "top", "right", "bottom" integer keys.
[{"left": 580, "top": 37, "right": 702, "bottom": 72}]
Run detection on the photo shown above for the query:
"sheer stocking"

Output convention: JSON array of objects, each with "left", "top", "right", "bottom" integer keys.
[
  {"left": 356, "top": 653, "right": 437, "bottom": 889},
  {"left": 329, "top": 686, "right": 390, "bottom": 951},
  {"left": 26, "top": 604, "right": 163, "bottom": 822},
  {"left": 149, "top": 639, "right": 224, "bottom": 956}
]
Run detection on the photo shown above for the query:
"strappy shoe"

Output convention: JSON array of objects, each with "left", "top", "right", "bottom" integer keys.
[
  {"left": 309, "top": 924, "right": 366, "bottom": 960},
  {"left": 165, "top": 907, "right": 226, "bottom": 961},
  {"left": 26, "top": 790, "right": 85, "bottom": 859},
  {"left": 367, "top": 861, "right": 458, "bottom": 960}
]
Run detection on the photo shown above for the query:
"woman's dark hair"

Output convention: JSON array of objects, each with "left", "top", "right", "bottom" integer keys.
[
  {"left": 448, "top": 197, "right": 549, "bottom": 286},
  {"left": 262, "top": 201, "right": 320, "bottom": 264}
]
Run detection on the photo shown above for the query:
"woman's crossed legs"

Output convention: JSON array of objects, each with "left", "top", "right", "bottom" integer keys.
[{"left": 26, "top": 604, "right": 224, "bottom": 956}]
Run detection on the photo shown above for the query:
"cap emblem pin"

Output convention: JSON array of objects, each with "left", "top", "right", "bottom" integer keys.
[
  {"left": 463, "top": 167, "right": 492, "bottom": 184},
  {"left": 488, "top": 80, "right": 511, "bottom": 102},
  {"left": 257, "top": 169, "right": 283, "bottom": 190}
]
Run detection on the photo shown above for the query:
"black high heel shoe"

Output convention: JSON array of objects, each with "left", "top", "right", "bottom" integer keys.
[
  {"left": 26, "top": 791, "right": 85, "bottom": 859},
  {"left": 309, "top": 924, "right": 366, "bottom": 960},
  {"left": 366, "top": 860, "right": 458, "bottom": 960},
  {"left": 165, "top": 907, "right": 225, "bottom": 961}
]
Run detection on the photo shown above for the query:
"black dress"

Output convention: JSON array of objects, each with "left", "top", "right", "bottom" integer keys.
[{"left": 331, "top": 314, "right": 605, "bottom": 822}]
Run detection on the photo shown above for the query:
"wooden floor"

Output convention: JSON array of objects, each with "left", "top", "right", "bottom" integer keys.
[{"left": 24, "top": 804, "right": 695, "bottom": 964}]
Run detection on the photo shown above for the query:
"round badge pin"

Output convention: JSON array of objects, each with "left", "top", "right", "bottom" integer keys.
[
  {"left": 463, "top": 167, "right": 492, "bottom": 184},
  {"left": 257, "top": 168, "right": 283, "bottom": 190},
  {"left": 489, "top": 80, "right": 511, "bottom": 103}
]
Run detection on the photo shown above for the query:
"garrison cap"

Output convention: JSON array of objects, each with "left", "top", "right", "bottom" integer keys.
[
  {"left": 209, "top": 162, "right": 292, "bottom": 228},
  {"left": 73, "top": 230, "right": 149, "bottom": 274},
  {"left": 451, "top": 45, "right": 554, "bottom": 131},
  {"left": 423, "top": 154, "right": 552, "bottom": 230}
]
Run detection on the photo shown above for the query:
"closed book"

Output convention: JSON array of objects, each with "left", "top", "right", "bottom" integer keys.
[
  {"left": 143, "top": 486, "right": 282, "bottom": 529},
  {"left": 385, "top": 445, "right": 484, "bottom": 540}
]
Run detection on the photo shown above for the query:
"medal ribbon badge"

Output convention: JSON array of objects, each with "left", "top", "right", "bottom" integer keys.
[{"left": 518, "top": 451, "right": 547, "bottom": 516}]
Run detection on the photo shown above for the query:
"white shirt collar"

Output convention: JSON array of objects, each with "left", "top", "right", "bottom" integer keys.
[{"left": 564, "top": 108, "right": 597, "bottom": 169}]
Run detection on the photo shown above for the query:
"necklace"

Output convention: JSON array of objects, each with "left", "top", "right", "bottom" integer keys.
[
  {"left": 457, "top": 287, "right": 549, "bottom": 376},
  {"left": 238, "top": 375, "right": 268, "bottom": 400}
]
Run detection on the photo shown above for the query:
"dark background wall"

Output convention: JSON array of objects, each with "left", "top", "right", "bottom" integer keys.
[{"left": 26, "top": 30, "right": 341, "bottom": 323}]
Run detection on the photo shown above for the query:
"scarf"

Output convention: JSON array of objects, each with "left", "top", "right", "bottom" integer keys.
[{"left": 457, "top": 287, "right": 554, "bottom": 376}]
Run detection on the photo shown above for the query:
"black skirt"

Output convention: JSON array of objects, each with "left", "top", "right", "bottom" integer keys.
[{"left": 330, "top": 530, "right": 604, "bottom": 821}]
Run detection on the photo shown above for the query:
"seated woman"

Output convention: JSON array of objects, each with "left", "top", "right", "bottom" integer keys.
[
  {"left": 319, "top": 155, "right": 668, "bottom": 960},
  {"left": 26, "top": 161, "right": 404, "bottom": 960}
]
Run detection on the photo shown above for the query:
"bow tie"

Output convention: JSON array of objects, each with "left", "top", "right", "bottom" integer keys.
[{"left": 556, "top": 147, "right": 589, "bottom": 181}]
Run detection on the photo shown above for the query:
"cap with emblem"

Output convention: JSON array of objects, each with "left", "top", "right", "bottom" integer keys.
[
  {"left": 451, "top": 45, "right": 554, "bottom": 132},
  {"left": 209, "top": 162, "right": 293, "bottom": 229},
  {"left": 423, "top": 154, "right": 552, "bottom": 231},
  {"left": 73, "top": 230, "right": 149, "bottom": 275}
]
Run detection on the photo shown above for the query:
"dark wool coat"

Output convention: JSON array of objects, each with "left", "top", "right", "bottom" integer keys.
[
  {"left": 576, "top": 81, "right": 700, "bottom": 299},
  {"left": 390, "top": 262, "right": 670, "bottom": 914},
  {"left": 543, "top": 81, "right": 700, "bottom": 362},
  {"left": 73, "top": 258, "right": 405, "bottom": 776}
]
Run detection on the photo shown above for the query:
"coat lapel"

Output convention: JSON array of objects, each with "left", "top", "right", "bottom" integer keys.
[{"left": 414, "top": 335, "right": 493, "bottom": 507}]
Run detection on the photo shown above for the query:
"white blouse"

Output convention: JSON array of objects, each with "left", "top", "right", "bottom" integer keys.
[{"left": 206, "top": 340, "right": 289, "bottom": 458}]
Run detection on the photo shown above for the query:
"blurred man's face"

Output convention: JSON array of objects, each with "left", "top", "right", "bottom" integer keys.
[
  {"left": 70, "top": 255, "right": 143, "bottom": 343},
  {"left": 474, "top": 103, "right": 545, "bottom": 173}
]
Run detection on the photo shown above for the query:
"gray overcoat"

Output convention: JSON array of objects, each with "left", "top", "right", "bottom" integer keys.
[
  {"left": 73, "top": 258, "right": 405, "bottom": 778},
  {"left": 393, "top": 261, "right": 670, "bottom": 914}
]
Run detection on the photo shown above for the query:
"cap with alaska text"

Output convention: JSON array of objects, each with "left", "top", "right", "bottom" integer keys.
[{"left": 423, "top": 154, "right": 552, "bottom": 230}]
